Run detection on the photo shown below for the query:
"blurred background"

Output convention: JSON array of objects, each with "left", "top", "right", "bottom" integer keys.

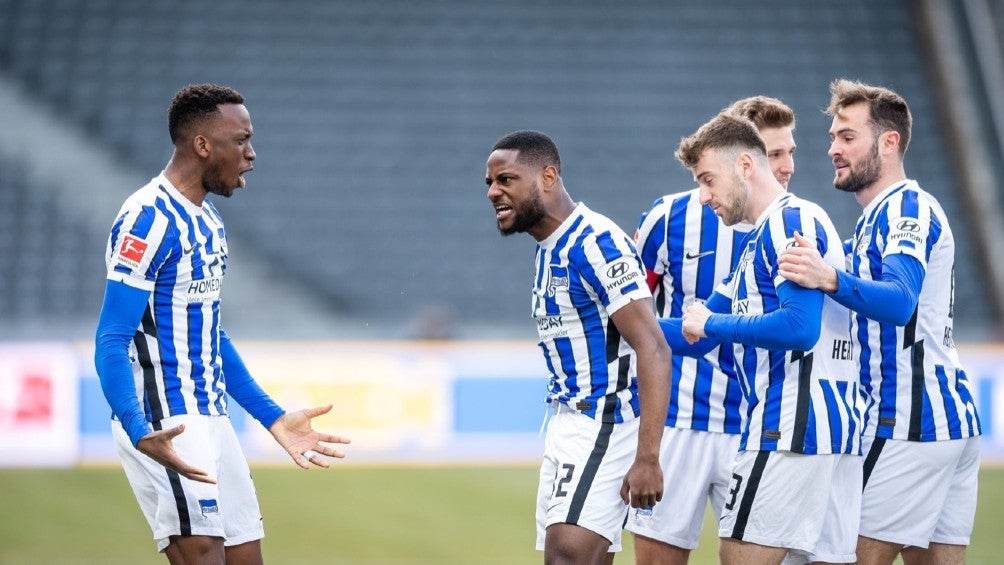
[
  {"left": 1, "top": 0, "right": 1003, "bottom": 457},
  {"left": 1, "top": 0, "right": 1002, "bottom": 342},
  {"left": 2, "top": 1, "right": 1004, "bottom": 563}
]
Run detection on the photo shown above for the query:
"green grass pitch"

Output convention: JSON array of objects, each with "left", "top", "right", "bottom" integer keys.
[{"left": 1, "top": 465, "right": 1001, "bottom": 564}]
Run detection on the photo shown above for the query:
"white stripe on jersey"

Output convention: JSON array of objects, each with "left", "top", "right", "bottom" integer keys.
[
  {"left": 105, "top": 173, "right": 229, "bottom": 422},
  {"left": 533, "top": 203, "right": 652, "bottom": 423},
  {"left": 717, "top": 192, "right": 861, "bottom": 455},
  {"left": 849, "top": 180, "right": 981, "bottom": 441},
  {"left": 635, "top": 188, "right": 748, "bottom": 433}
]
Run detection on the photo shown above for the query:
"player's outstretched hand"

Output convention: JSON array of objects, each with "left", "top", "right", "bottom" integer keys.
[
  {"left": 620, "top": 457, "right": 664, "bottom": 509},
  {"left": 777, "top": 231, "right": 838, "bottom": 292},
  {"left": 268, "top": 404, "right": 352, "bottom": 469},
  {"left": 137, "top": 424, "right": 216, "bottom": 484}
]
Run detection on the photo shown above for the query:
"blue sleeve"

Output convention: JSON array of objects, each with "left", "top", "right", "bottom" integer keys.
[
  {"left": 830, "top": 254, "right": 923, "bottom": 326},
  {"left": 657, "top": 291, "right": 731, "bottom": 357},
  {"left": 94, "top": 279, "right": 153, "bottom": 447},
  {"left": 704, "top": 281, "right": 823, "bottom": 351},
  {"left": 220, "top": 329, "right": 285, "bottom": 430}
]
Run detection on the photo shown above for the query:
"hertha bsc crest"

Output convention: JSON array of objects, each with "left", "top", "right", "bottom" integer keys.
[{"left": 547, "top": 266, "right": 569, "bottom": 297}]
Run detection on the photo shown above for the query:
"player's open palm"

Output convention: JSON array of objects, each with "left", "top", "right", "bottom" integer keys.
[
  {"left": 268, "top": 403, "right": 351, "bottom": 469},
  {"left": 137, "top": 424, "right": 217, "bottom": 484}
]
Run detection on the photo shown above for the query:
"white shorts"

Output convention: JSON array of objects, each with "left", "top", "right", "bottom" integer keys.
[
  {"left": 113, "top": 414, "right": 264, "bottom": 552},
  {"left": 535, "top": 404, "right": 639, "bottom": 552},
  {"left": 860, "top": 435, "right": 980, "bottom": 548},
  {"left": 718, "top": 450, "right": 861, "bottom": 563},
  {"left": 624, "top": 427, "right": 739, "bottom": 549}
]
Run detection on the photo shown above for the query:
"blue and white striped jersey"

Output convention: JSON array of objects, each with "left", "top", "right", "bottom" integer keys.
[
  {"left": 848, "top": 180, "right": 981, "bottom": 441},
  {"left": 104, "top": 173, "right": 230, "bottom": 422},
  {"left": 635, "top": 189, "right": 748, "bottom": 433},
  {"left": 533, "top": 203, "right": 652, "bottom": 423},
  {"left": 718, "top": 193, "right": 861, "bottom": 454}
]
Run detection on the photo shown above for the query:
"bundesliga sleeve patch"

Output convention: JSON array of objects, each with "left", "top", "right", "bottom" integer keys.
[{"left": 116, "top": 234, "right": 149, "bottom": 268}]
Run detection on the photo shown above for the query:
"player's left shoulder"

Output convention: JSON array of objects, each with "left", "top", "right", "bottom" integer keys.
[
  {"left": 887, "top": 180, "right": 940, "bottom": 206},
  {"left": 577, "top": 229, "right": 635, "bottom": 266},
  {"left": 884, "top": 184, "right": 948, "bottom": 224}
]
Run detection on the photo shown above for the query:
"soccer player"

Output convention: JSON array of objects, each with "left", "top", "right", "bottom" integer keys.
[
  {"left": 627, "top": 96, "right": 797, "bottom": 565},
  {"left": 94, "top": 84, "right": 350, "bottom": 564},
  {"left": 484, "top": 130, "right": 671, "bottom": 564},
  {"left": 664, "top": 112, "right": 861, "bottom": 565},
  {"left": 777, "top": 79, "right": 981, "bottom": 565}
]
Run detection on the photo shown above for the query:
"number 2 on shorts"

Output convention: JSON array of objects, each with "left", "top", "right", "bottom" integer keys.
[{"left": 554, "top": 463, "right": 575, "bottom": 497}]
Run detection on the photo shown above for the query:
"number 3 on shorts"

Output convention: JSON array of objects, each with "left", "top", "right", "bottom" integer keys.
[{"left": 725, "top": 472, "right": 743, "bottom": 510}]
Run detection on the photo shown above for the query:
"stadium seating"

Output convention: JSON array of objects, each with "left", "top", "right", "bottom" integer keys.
[
  {"left": 0, "top": 155, "right": 106, "bottom": 337},
  {"left": 0, "top": 0, "right": 991, "bottom": 338}
]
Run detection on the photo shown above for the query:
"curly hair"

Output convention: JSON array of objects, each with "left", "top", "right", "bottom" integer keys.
[{"left": 168, "top": 84, "right": 245, "bottom": 144}]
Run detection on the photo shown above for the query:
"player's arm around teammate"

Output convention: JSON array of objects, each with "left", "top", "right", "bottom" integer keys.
[
  {"left": 668, "top": 112, "right": 862, "bottom": 565},
  {"left": 628, "top": 96, "right": 797, "bottom": 565},
  {"left": 777, "top": 79, "right": 980, "bottom": 565}
]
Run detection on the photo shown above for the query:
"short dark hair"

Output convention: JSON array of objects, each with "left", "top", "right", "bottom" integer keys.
[
  {"left": 826, "top": 78, "right": 911, "bottom": 156},
  {"left": 491, "top": 130, "right": 561, "bottom": 173},
  {"left": 168, "top": 84, "right": 245, "bottom": 144},
  {"left": 725, "top": 95, "right": 796, "bottom": 131},
  {"left": 675, "top": 113, "right": 766, "bottom": 169}
]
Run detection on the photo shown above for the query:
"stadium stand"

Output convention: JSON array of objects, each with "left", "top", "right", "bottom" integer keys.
[
  {"left": 0, "top": 154, "right": 106, "bottom": 335},
  {"left": 0, "top": 0, "right": 995, "bottom": 339}
]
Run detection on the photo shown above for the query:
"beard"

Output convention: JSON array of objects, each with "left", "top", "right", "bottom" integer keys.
[
  {"left": 719, "top": 172, "right": 750, "bottom": 226},
  {"left": 202, "top": 162, "right": 238, "bottom": 198},
  {"left": 834, "top": 141, "right": 882, "bottom": 193},
  {"left": 498, "top": 183, "right": 546, "bottom": 237}
]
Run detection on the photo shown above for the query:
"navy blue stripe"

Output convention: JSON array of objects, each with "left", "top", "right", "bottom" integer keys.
[
  {"left": 135, "top": 309, "right": 163, "bottom": 421},
  {"left": 187, "top": 302, "right": 211, "bottom": 414},
  {"left": 666, "top": 355, "right": 683, "bottom": 426},
  {"left": 131, "top": 205, "right": 157, "bottom": 239},
  {"left": 552, "top": 215, "right": 585, "bottom": 265},
  {"left": 152, "top": 419, "right": 192, "bottom": 536},
  {"left": 908, "top": 339, "right": 925, "bottom": 441},
  {"left": 151, "top": 200, "right": 182, "bottom": 415},
  {"left": 721, "top": 344, "right": 742, "bottom": 433},
  {"left": 692, "top": 357, "right": 713, "bottom": 430},
  {"left": 730, "top": 450, "right": 771, "bottom": 540},
  {"left": 566, "top": 419, "right": 615, "bottom": 524},
  {"left": 695, "top": 204, "right": 718, "bottom": 297},
  {"left": 837, "top": 380, "right": 858, "bottom": 454},
  {"left": 666, "top": 197, "right": 689, "bottom": 316},
  {"left": 819, "top": 379, "right": 843, "bottom": 453},
  {"left": 789, "top": 351, "right": 813, "bottom": 453},
  {"left": 211, "top": 304, "right": 226, "bottom": 413},
  {"left": 862, "top": 437, "right": 886, "bottom": 488},
  {"left": 605, "top": 318, "right": 621, "bottom": 366},
  {"left": 935, "top": 365, "right": 963, "bottom": 439}
]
